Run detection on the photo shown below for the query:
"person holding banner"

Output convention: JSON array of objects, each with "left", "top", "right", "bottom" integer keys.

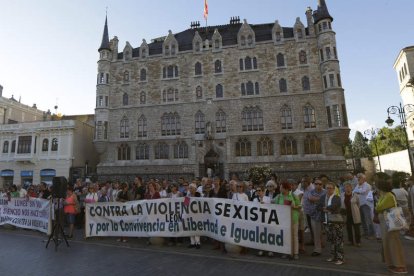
[
  {"left": 253, "top": 185, "right": 272, "bottom": 257},
  {"left": 187, "top": 183, "right": 202, "bottom": 249},
  {"left": 275, "top": 181, "right": 301, "bottom": 260}
]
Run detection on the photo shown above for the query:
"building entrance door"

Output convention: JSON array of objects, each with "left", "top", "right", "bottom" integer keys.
[{"left": 201, "top": 149, "right": 223, "bottom": 178}]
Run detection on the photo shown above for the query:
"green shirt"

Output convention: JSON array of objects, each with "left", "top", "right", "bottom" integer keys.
[
  {"left": 275, "top": 192, "right": 300, "bottom": 224},
  {"left": 375, "top": 192, "right": 396, "bottom": 213}
]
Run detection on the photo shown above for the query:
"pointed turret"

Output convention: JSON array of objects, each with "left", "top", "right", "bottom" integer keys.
[
  {"left": 98, "top": 15, "right": 110, "bottom": 51},
  {"left": 313, "top": 0, "right": 333, "bottom": 24}
]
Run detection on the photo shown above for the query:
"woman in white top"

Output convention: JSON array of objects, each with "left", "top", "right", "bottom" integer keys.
[
  {"left": 232, "top": 182, "right": 249, "bottom": 202},
  {"left": 253, "top": 186, "right": 272, "bottom": 256},
  {"left": 84, "top": 185, "right": 98, "bottom": 203}
]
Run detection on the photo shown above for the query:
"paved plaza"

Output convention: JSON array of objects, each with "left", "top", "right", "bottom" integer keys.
[{"left": 0, "top": 226, "right": 413, "bottom": 276}]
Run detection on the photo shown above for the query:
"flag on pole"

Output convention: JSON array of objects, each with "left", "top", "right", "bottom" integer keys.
[{"left": 204, "top": 0, "right": 208, "bottom": 20}]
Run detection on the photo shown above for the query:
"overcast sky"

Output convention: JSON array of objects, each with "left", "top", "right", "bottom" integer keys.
[{"left": 0, "top": 0, "right": 412, "bottom": 139}]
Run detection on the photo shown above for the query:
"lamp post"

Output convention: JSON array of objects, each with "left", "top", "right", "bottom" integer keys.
[
  {"left": 385, "top": 103, "right": 414, "bottom": 175},
  {"left": 363, "top": 128, "right": 385, "bottom": 172}
]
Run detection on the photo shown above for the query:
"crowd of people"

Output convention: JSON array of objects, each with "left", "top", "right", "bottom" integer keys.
[{"left": 1, "top": 172, "right": 413, "bottom": 274}]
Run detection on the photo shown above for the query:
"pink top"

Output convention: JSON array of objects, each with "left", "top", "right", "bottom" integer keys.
[{"left": 64, "top": 194, "right": 76, "bottom": 214}]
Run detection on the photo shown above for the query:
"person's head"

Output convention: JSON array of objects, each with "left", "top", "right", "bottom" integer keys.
[
  {"left": 287, "top": 179, "right": 296, "bottom": 191},
  {"left": 357, "top": 173, "right": 366, "bottom": 184},
  {"left": 255, "top": 185, "right": 265, "bottom": 196},
  {"left": 314, "top": 178, "right": 323, "bottom": 191},
  {"left": 229, "top": 180, "right": 238, "bottom": 192},
  {"left": 182, "top": 181, "right": 189, "bottom": 190},
  {"left": 236, "top": 182, "right": 245, "bottom": 193},
  {"left": 265, "top": 182, "right": 276, "bottom": 193},
  {"left": 377, "top": 179, "right": 392, "bottom": 192},
  {"left": 121, "top": 183, "right": 129, "bottom": 191},
  {"left": 134, "top": 176, "right": 142, "bottom": 186},
  {"left": 113, "top": 182, "right": 120, "bottom": 189},
  {"left": 88, "top": 185, "right": 96, "bottom": 193},
  {"left": 325, "top": 182, "right": 335, "bottom": 196},
  {"left": 280, "top": 180, "right": 291, "bottom": 195},
  {"left": 100, "top": 186, "right": 107, "bottom": 194},
  {"left": 204, "top": 182, "right": 212, "bottom": 194},
  {"left": 319, "top": 174, "right": 329, "bottom": 184},
  {"left": 189, "top": 183, "right": 197, "bottom": 194},
  {"left": 170, "top": 183, "right": 178, "bottom": 193},
  {"left": 301, "top": 176, "right": 311, "bottom": 188},
  {"left": 213, "top": 176, "right": 221, "bottom": 187},
  {"left": 148, "top": 182, "right": 156, "bottom": 193},
  {"left": 344, "top": 181, "right": 353, "bottom": 193},
  {"left": 67, "top": 186, "right": 74, "bottom": 195}
]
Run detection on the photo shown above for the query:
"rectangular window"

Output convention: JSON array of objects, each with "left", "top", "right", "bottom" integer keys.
[
  {"left": 17, "top": 136, "right": 32, "bottom": 154},
  {"left": 329, "top": 74, "right": 335, "bottom": 87},
  {"left": 319, "top": 49, "right": 324, "bottom": 62},
  {"left": 106, "top": 73, "right": 109, "bottom": 84},
  {"left": 96, "top": 121, "right": 102, "bottom": 139},
  {"left": 333, "top": 105, "right": 341, "bottom": 127},
  {"left": 341, "top": 104, "right": 348, "bottom": 127},
  {"left": 323, "top": 76, "right": 328, "bottom": 89},
  {"left": 105, "top": 96, "right": 109, "bottom": 107},
  {"left": 325, "top": 47, "right": 331, "bottom": 60},
  {"left": 104, "top": 122, "right": 108, "bottom": 139},
  {"left": 98, "top": 96, "right": 103, "bottom": 107},
  {"left": 333, "top": 47, "right": 338, "bottom": 59},
  {"left": 326, "top": 106, "right": 332, "bottom": 128}
]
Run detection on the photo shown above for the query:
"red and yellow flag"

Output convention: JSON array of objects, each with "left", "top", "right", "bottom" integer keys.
[{"left": 204, "top": 0, "right": 208, "bottom": 20}]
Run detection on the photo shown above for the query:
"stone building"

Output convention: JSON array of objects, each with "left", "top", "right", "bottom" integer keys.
[{"left": 94, "top": 0, "right": 350, "bottom": 181}]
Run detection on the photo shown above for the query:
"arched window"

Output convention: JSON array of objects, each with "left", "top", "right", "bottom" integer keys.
[
  {"left": 137, "top": 115, "right": 147, "bottom": 137},
  {"left": 245, "top": 56, "right": 252, "bottom": 70},
  {"left": 281, "top": 106, "right": 293, "bottom": 129},
  {"left": 216, "top": 110, "right": 226, "bottom": 133},
  {"left": 163, "top": 65, "right": 179, "bottom": 79},
  {"left": 302, "top": 76, "right": 310, "bottom": 91},
  {"left": 195, "top": 62, "right": 202, "bottom": 76},
  {"left": 214, "top": 60, "right": 222, "bottom": 73},
  {"left": 257, "top": 137, "right": 273, "bottom": 156},
  {"left": 154, "top": 142, "right": 169, "bottom": 159},
  {"left": 171, "top": 44, "right": 176, "bottom": 55},
  {"left": 280, "top": 137, "right": 297, "bottom": 155},
  {"left": 196, "top": 86, "right": 203, "bottom": 99},
  {"left": 140, "top": 91, "right": 146, "bottom": 104},
  {"left": 216, "top": 84, "right": 223, "bottom": 98},
  {"left": 161, "top": 112, "right": 181, "bottom": 136},
  {"left": 195, "top": 111, "right": 205, "bottom": 134},
  {"left": 235, "top": 137, "right": 251, "bottom": 157},
  {"left": 279, "top": 78, "right": 287, "bottom": 93},
  {"left": 123, "top": 71, "right": 129, "bottom": 81},
  {"left": 174, "top": 141, "right": 188, "bottom": 159},
  {"left": 304, "top": 105, "right": 316, "bottom": 128},
  {"left": 120, "top": 116, "right": 129, "bottom": 138},
  {"left": 242, "top": 106, "right": 264, "bottom": 131},
  {"left": 195, "top": 41, "right": 201, "bottom": 52},
  {"left": 167, "top": 65, "right": 174, "bottom": 78},
  {"left": 240, "top": 35, "right": 246, "bottom": 46},
  {"left": 247, "top": 35, "right": 253, "bottom": 46},
  {"left": 214, "top": 39, "right": 220, "bottom": 49},
  {"left": 277, "top": 53, "right": 285, "bottom": 67},
  {"left": 299, "top": 50, "right": 307, "bottom": 64},
  {"left": 42, "top": 139, "right": 48, "bottom": 152},
  {"left": 304, "top": 135, "right": 322, "bottom": 154},
  {"left": 239, "top": 59, "right": 244, "bottom": 71},
  {"left": 2, "top": 141, "right": 9, "bottom": 153},
  {"left": 118, "top": 144, "right": 131, "bottom": 160},
  {"left": 51, "top": 138, "right": 58, "bottom": 151},
  {"left": 122, "top": 93, "right": 129, "bottom": 106},
  {"left": 253, "top": 57, "right": 257, "bottom": 69},
  {"left": 136, "top": 143, "right": 149, "bottom": 160},
  {"left": 241, "top": 81, "right": 259, "bottom": 96},
  {"left": 140, "top": 68, "right": 147, "bottom": 81}
]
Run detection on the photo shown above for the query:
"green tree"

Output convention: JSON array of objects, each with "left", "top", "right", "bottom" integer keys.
[
  {"left": 369, "top": 126, "right": 406, "bottom": 155},
  {"left": 352, "top": 131, "right": 371, "bottom": 158}
]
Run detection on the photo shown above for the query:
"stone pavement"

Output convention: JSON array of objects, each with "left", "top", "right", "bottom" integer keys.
[{"left": 0, "top": 226, "right": 413, "bottom": 276}]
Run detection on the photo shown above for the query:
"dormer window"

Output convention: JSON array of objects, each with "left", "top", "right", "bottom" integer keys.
[
  {"left": 141, "top": 48, "right": 147, "bottom": 58},
  {"left": 247, "top": 35, "right": 253, "bottom": 46},
  {"left": 171, "top": 45, "right": 176, "bottom": 55},
  {"left": 275, "top": 31, "right": 281, "bottom": 42},
  {"left": 296, "top": 29, "right": 303, "bottom": 39},
  {"left": 214, "top": 39, "right": 220, "bottom": 49},
  {"left": 195, "top": 42, "right": 201, "bottom": 52},
  {"left": 241, "top": 36, "right": 246, "bottom": 46},
  {"left": 164, "top": 45, "right": 170, "bottom": 55}
]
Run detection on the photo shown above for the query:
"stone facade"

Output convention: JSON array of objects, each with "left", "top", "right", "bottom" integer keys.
[{"left": 94, "top": 1, "right": 350, "bottom": 181}]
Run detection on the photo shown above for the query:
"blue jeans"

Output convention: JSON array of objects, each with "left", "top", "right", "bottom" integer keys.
[{"left": 360, "top": 204, "right": 374, "bottom": 237}]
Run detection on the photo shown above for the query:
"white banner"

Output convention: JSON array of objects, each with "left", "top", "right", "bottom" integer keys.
[
  {"left": 85, "top": 198, "right": 292, "bottom": 254},
  {"left": 0, "top": 198, "right": 51, "bottom": 235}
]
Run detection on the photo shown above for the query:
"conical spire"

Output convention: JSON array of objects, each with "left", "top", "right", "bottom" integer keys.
[
  {"left": 313, "top": 0, "right": 333, "bottom": 24},
  {"left": 98, "top": 15, "right": 110, "bottom": 51}
]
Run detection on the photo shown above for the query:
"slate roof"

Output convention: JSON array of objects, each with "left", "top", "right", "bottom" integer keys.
[{"left": 115, "top": 22, "right": 308, "bottom": 60}]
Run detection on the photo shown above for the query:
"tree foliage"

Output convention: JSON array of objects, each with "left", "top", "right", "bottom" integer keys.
[
  {"left": 368, "top": 126, "right": 406, "bottom": 155},
  {"left": 352, "top": 131, "right": 372, "bottom": 158}
]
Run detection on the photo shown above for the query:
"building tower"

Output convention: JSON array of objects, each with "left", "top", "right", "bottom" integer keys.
[
  {"left": 314, "top": 0, "right": 349, "bottom": 155},
  {"left": 394, "top": 46, "right": 414, "bottom": 144},
  {"left": 95, "top": 15, "right": 111, "bottom": 155}
]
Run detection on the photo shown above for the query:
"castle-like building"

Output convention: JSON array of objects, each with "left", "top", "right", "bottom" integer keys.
[{"left": 94, "top": 0, "right": 350, "bottom": 181}]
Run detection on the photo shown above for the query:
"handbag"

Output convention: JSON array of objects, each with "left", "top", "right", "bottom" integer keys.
[
  {"left": 384, "top": 195, "right": 408, "bottom": 232},
  {"left": 328, "top": 213, "right": 344, "bottom": 223}
]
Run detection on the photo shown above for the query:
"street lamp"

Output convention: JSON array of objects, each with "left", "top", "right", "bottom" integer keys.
[
  {"left": 363, "top": 128, "right": 385, "bottom": 172},
  {"left": 385, "top": 103, "right": 414, "bottom": 175}
]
